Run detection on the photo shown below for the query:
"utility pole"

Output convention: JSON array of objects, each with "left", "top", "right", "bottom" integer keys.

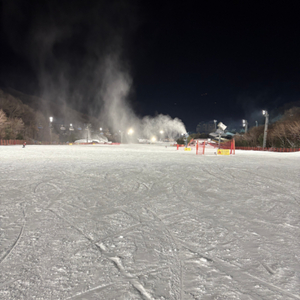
[
  {"left": 262, "top": 110, "right": 269, "bottom": 148},
  {"left": 49, "top": 117, "right": 53, "bottom": 144},
  {"left": 242, "top": 119, "right": 248, "bottom": 133}
]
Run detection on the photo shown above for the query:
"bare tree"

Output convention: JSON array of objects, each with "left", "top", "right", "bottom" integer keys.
[
  {"left": 0, "top": 94, "right": 23, "bottom": 119},
  {"left": 0, "top": 109, "right": 8, "bottom": 138}
]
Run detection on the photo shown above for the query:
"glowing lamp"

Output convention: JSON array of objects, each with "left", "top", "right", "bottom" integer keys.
[{"left": 128, "top": 128, "right": 134, "bottom": 135}]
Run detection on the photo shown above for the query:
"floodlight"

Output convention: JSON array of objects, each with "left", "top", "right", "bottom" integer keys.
[
  {"left": 151, "top": 137, "right": 156, "bottom": 142},
  {"left": 218, "top": 122, "right": 227, "bottom": 131},
  {"left": 100, "top": 127, "right": 102, "bottom": 131},
  {"left": 160, "top": 130, "right": 164, "bottom": 134},
  {"left": 49, "top": 116, "right": 53, "bottom": 122},
  {"left": 128, "top": 128, "right": 134, "bottom": 135},
  {"left": 262, "top": 110, "right": 266, "bottom": 115}
]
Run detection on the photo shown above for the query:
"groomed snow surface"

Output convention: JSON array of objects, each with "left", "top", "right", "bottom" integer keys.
[{"left": 0, "top": 144, "right": 299, "bottom": 300}]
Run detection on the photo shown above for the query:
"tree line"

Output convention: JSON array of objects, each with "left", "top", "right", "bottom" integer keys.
[
  {"left": 0, "top": 89, "right": 111, "bottom": 143},
  {"left": 235, "top": 107, "right": 300, "bottom": 148}
]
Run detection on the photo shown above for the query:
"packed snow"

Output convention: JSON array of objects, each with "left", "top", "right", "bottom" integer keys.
[{"left": 0, "top": 144, "right": 299, "bottom": 300}]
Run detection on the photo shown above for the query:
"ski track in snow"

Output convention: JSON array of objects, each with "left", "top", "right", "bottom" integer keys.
[{"left": 0, "top": 144, "right": 300, "bottom": 300}]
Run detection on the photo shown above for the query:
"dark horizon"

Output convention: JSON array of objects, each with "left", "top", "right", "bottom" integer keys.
[{"left": 1, "top": 1, "right": 299, "bottom": 132}]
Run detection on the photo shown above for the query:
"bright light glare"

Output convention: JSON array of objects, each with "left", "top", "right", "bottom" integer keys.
[
  {"left": 160, "top": 130, "right": 164, "bottom": 134},
  {"left": 49, "top": 117, "right": 53, "bottom": 122},
  {"left": 151, "top": 137, "right": 156, "bottom": 142},
  {"left": 262, "top": 110, "right": 266, "bottom": 115},
  {"left": 70, "top": 123, "right": 72, "bottom": 127},
  {"left": 128, "top": 128, "right": 134, "bottom": 135},
  {"left": 100, "top": 127, "right": 102, "bottom": 131}
]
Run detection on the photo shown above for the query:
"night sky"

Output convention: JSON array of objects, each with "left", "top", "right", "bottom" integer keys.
[{"left": 1, "top": 1, "right": 299, "bottom": 131}]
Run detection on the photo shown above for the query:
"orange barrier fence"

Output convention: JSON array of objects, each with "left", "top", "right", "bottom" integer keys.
[
  {"left": 235, "top": 146, "right": 300, "bottom": 152},
  {"left": 0, "top": 140, "right": 64, "bottom": 145},
  {"left": 0, "top": 139, "right": 27, "bottom": 145}
]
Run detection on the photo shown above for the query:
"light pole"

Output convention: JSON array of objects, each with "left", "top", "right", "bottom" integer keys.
[
  {"left": 262, "top": 110, "right": 269, "bottom": 148},
  {"left": 214, "top": 120, "right": 217, "bottom": 130},
  {"left": 159, "top": 130, "right": 164, "bottom": 141},
  {"left": 242, "top": 119, "right": 248, "bottom": 133},
  {"left": 119, "top": 130, "right": 122, "bottom": 143},
  {"left": 85, "top": 123, "right": 91, "bottom": 143},
  {"left": 217, "top": 122, "right": 227, "bottom": 149},
  {"left": 49, "top": 116, "right": 53, "bottom": 144}
]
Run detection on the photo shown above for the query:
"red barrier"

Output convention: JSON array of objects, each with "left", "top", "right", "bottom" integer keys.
[{"left": 235, "top": 146, "right": 299, "bottom": 152}]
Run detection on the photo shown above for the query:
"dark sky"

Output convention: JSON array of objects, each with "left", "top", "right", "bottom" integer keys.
[{"left": 1, "top": 0, "right": 300, "bottom": 131}]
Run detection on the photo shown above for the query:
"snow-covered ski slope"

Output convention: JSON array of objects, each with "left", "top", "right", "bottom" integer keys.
[{"left": 0, "top": 144, "right": 299, "bottom": 300}]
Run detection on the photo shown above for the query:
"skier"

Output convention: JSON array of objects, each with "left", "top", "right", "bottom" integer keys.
[{"left": 23, "top": 142, "right": 26, "bottom": 148}]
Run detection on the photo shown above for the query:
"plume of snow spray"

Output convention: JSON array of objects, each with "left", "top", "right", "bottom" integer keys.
[{"left": 98, "top": 55, "right": 187, "bottom": 140}]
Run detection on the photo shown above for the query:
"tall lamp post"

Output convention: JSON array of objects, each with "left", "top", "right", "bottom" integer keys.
[
  {"left": 214, "top": 120, "right": 217, "bottom": 130},
  {"left": 85, "top": 123, "right": 91, "bottom": 143},
  {"left": 119, "top": 130, "right": 122, "bottom": 143},
  {"left": 49, "top": 116, "right": 53, "bottom": 144},
  {"left": 159, "top": 130, "right": 164, "bottom": 141},
  {"left": 262, "top": 110, "right": 269, "bottom": 148},
  {"left": 242, "top": 119, "right": 248, "bottom": 133}
]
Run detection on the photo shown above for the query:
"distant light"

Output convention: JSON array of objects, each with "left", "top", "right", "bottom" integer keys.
[
  {"left": 128, "top": 128, "right": 134, "bottom": 135},
  {"left": 160, "top": 130, "right": 164, "bottom": 134},
  {"left": 49, "top": 117, "right": 53, "bottom": 122},
  {"left": 151, "top": 137, "right": 156, "bottom": 142},
  {"left": 70, "top": 123, "right": 72, "bottom": 127},
  {"left": 262, "top": 110, "right": 266, "bottom": 115}
]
